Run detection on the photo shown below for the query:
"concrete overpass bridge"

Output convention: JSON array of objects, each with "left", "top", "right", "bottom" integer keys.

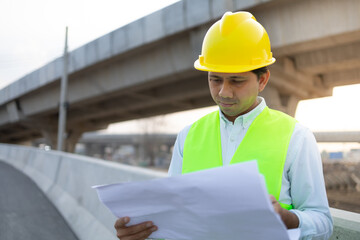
[
  {"left": 1, "top": 0, "right": 360, "bottom": 151},
  {"left": 76, "top": 131, "right": 360, "bottom": 147}
]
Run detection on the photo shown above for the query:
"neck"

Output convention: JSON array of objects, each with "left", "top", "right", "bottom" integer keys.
[{"left": 224, "top": 98, "right": 260, "bottom": 123}]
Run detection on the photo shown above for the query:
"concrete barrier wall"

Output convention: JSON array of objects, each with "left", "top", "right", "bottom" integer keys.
[
  {"left": 0, "top": 144, "right": 167, "bottom": 240},
  {"left": 330, "top": 208, "right": 360, "bottom": 240},
  {"left": 1, "top": 144, "right": 359, "bottom": 239}
]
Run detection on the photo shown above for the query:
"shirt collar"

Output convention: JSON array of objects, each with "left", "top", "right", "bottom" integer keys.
[{"left": 219, "top": 97, "right": 267, "bottom": 128}]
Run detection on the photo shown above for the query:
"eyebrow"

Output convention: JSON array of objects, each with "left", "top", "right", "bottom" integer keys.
[
  {"left": 228, "top": 76, "right": 247, "bottom": 80},
  {"left": 209, "top": 75, "right": 247, "bottom": 80},
  {"left": 209, "top": 75, "right": 222, "bottom": 79}
]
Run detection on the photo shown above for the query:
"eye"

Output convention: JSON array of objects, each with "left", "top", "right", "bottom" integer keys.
[
  {"left": 210, "top": 78, "right": 222, "bottom": 83},
  {"left": 232, "top": 80, "right": 244, "bottom": 84}
]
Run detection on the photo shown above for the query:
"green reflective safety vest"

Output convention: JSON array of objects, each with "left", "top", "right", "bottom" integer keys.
[{"left": 182, "top": 107, "right": 296, "bottom": 210}]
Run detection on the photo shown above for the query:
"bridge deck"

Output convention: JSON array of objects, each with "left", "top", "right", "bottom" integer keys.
[{"left": 0, "top": 161, "right": 78, "bottom": 240}]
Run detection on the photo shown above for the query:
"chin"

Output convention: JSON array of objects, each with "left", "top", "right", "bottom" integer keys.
[{"left": 222, "top": 111, "right": 237, "bottom": 117}]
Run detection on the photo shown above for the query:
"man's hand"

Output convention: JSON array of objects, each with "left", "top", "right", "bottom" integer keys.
[
  {"left": 114, "top": 217, "right": 157, "bottom": 240},
  {"left": 269, "top": 195, "right": 299, "bottom": 229}
]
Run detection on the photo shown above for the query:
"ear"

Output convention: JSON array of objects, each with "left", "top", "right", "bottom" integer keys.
[{"left": 258, "top": 70, "right": 270, "bottom": 93}]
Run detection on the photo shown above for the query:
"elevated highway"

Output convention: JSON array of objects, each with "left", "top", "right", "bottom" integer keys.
[
  {"left": 77, "top": 131, "right": 360, "bottom": 145},
  {"left": 0, "top": 0, "right": 360, "bottom": 151},
  {"left": 314, "top": 131, "right": 360, "bottom": 143}
]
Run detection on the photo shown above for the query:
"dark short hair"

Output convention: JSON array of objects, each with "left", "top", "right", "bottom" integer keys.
[{"left": 251, "top": 66, "right": 268, "bottom": 80}]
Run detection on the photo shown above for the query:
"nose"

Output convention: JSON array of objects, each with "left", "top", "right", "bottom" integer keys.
[{"left": 219, "top": 81, "right": 233, "bottom": 98}]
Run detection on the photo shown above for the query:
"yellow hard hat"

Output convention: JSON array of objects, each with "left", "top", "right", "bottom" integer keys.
[{"left": 194, "top": 11, "right": 275, "bottom": 73}]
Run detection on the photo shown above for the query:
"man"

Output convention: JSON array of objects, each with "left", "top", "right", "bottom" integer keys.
[{"left": 114, "top": 11, "right": 333, "bottom": 239}]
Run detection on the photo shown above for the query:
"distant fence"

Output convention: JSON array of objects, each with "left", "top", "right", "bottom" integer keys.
[{"left": 0, "top": 144, "right": 359, "bottom": 240}]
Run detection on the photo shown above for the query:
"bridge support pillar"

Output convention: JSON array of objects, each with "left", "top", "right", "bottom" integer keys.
[
  {"left": 40, "top": 127, "right": 83, "bottom": 153},
  {"left": 64, "top": 130, "right": 84, "bottom": 153},
  {"left": 41, "top": 128, "right": 58, "bottom": 150},
  {"left": 261, "top": 85, "right": 300, "bottom": 117}
]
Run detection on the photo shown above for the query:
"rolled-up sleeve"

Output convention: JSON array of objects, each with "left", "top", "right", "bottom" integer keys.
[{"left": 287, "top": 125, "right": 333, "bottom": 239}]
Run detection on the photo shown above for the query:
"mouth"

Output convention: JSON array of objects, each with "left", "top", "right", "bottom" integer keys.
[{"left": 219, "top": 102, "right": 235, "bottom": 108}]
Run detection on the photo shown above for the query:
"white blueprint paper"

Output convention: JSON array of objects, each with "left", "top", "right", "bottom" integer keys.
[{"left": 93, "top": 161, "right": 300, "bottom": 240}]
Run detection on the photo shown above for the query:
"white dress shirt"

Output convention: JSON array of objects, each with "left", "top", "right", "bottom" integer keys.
[{"left": 168, "top": 97, "right": 333, "bottom": 239}]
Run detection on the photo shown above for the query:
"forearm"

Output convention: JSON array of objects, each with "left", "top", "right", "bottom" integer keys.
[
  {"left": 270, "top": 195, "right": 299, "bottom": 229},
  {"left": 285, "top": 125, "right": 333, "bottom": 238},
  {"left": 279, "top": 208, "right": 299, "bottom": 229}
]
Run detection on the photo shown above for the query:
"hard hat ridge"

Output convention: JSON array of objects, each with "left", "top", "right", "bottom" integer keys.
[
  {"left": 219, "top": 11, "right": 255, "bottom": 36},
  {"left": 194, "top": 11, "right": 275, "bottom": 73}
]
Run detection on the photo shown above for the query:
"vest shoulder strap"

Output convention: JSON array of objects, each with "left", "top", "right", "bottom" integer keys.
[
  {"left": 230, "top": 107, "right": 296, "bottom": 199},
  {"left": 183, "top": 111, "right": 221, "bottom": 173}
]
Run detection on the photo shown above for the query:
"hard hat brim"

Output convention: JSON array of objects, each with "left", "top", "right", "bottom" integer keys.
[{"left": 194, "top": 58, "right": 276, "bottom": 73}]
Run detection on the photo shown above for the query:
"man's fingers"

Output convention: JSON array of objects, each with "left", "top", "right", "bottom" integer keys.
[
  {"left": 114, "top": 217, "right": 157, "bottom": 240},
  {"left": 122, "top": 221, "right": 154, "bottom": 235},
  {"left": 114, "top": 216, "right": 130, "bottom": 229},
  {"left": 269, "top": 195, "right": 277, "bottom": 203}
]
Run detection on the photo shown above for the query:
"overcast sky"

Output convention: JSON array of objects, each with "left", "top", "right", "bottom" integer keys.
[
  {"left": 0, "top": 0, "right": 179, "bottom": 88},
  {"left": 1, "top": 0, "right": 360, "bottom": 137}
]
